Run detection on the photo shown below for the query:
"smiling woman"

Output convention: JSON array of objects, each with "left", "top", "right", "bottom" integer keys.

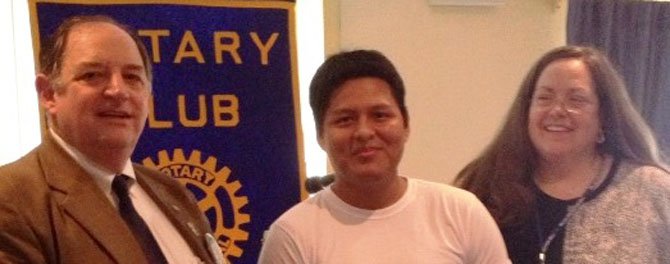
[
  {"left": 455, "top": 45, "right": 670, "bottom": 263},
  {"left": 528, "top": 58, "right": 602, "bottom": 170}
]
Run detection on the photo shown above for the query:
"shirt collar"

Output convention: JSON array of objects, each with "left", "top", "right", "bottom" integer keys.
[{"left": 49, "top": 128, "right": 136, "bottom": 195}]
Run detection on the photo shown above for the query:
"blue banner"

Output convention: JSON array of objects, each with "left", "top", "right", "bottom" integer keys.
[{"left": 30, "top": 1, "right": 305, "bottom": 263}]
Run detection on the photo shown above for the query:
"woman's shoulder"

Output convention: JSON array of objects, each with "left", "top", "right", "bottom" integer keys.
[
  {"left": 618, "top": 159, "right": 669, "bottom": 180},
  {"left": 615, "top": 159, "right": 670, "bottom": 192}
]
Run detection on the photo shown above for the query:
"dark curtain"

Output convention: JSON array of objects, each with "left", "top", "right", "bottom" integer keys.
[{"left": 568, "top": 0, "right": 670, "bottom": 155}]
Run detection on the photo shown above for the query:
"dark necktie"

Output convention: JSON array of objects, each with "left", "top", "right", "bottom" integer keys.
[{"left": 112, "top": 175, "right": 169, "bottom": 264}]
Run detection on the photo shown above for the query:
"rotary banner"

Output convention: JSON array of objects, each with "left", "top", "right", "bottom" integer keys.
[{"left": 29, "top": 1, "right": 305, "bottom": 263}]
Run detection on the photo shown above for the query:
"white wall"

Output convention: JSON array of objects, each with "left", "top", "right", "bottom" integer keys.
[
  {"left": 0, "top": 0, "right": 40, "bottom": 165},
  {"left": 296, "top": 0, "right": 328, "bottom": 178},
  {"left": 330, "top": 0, "right": 567, "bottom": 183}
]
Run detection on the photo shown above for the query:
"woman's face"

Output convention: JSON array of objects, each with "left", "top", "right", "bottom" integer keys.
[{"left": 528, "top": 58, "right": 601, "bottom": 160}]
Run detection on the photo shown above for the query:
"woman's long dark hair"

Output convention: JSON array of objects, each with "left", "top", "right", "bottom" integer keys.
[{"left": 454, "top": 45, "right": 666, "bottom": 227}]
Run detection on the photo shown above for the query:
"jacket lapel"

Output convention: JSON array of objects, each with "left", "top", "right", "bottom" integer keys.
[
  {"left": 136, "top": 170, "right": 214, "bottom": 263},
  {"left": 37, "top": 135, "right": 146, "bottom": 263}
]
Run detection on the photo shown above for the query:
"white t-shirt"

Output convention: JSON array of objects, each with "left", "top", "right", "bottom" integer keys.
[{"left": 259, "top": 178, "right": 510, "bottom": 264}]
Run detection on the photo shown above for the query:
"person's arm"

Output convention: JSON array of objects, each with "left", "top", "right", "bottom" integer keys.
[
  {"left": 462, "top": 194, "right": 511, "bottom": 264},
  {"left": 257, "top": 223, "right": 305, "bottom": 264},
  {"left": 0, "top": 183, "right": 47, "bottom": 264}
]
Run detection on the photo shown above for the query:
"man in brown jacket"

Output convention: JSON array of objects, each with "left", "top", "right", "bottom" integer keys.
[{"left": 0, "top": 15, "right": 224, "bottom": 264}]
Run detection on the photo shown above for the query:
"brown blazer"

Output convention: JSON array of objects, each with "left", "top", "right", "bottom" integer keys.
[{"left": 0, "top": 134, "right": 217, "bottom": 264}]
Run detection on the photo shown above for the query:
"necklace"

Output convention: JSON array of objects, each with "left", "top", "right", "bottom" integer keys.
[{"left": 534, "top": 156, "right": 609, "bottom": 264}]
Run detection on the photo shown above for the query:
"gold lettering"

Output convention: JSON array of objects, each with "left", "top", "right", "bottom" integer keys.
[
  {"left": 250, "top": 32, "right": 279, "bottom": 65},
  {"left": 203, "top": 172, "right": 214, "bottom": 186},
  {"left": 148, "top": 96, "right": 174, "bottom": 128},
  {"left": 168, "top": 165, "right": 182, "bottom": 176},
  {"left": 179, "top": 165, "right": 192, "bottom": 178},
  {"left": 178, "top": 94, "right": 207, "bottom": 127},
  {"left": 212, "top": 94, "right": 240, "bottom": 127},
  {"left": 213, "top": 31, "right": 242, "bottom": 64},
  {"left": 138, "top": 29, "right": 170, "bottom": 63},
  {"left": 191, "top": 167, "right": 204, "bottom": 182},
  {"left": 174, "top": 30, "right": 205, "bottom": 63}
]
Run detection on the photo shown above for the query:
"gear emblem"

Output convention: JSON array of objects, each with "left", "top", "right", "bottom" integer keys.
[{"left": 143, "top": 148, "right": 250, "bottom": 259}]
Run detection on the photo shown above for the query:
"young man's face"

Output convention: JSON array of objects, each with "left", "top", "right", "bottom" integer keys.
[{"left": 318, "top": 77, "right": 409, "bottom": 186}]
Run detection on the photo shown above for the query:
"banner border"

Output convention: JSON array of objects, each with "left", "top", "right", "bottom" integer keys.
[{"left": 27, "top": 0, "right": 308, "bottom": 200}]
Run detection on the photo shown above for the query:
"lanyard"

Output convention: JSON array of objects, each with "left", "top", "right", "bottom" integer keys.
[
  {"left": 534, "top": 189, "right": 593, "bottom": 264},
  {"left": 533, "top": 155, "right": 613, "bottom": 264}
]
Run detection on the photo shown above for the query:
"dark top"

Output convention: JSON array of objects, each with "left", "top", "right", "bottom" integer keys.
[{"left": 501, "top": 158, "right": 620, "bottom": 264}]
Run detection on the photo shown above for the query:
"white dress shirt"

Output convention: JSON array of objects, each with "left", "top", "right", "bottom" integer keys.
[{"left": 50, "top": 129, "right": 202, "bottom": 264}]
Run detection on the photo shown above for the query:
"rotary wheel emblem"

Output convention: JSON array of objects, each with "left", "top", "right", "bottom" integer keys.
[{"left": 143, "top": 148, "right": 250, "bottom": 259}]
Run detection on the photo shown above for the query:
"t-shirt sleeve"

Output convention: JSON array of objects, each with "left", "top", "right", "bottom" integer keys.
[
  {"left": 461, "top": 193, "right": 512, "bottom": 264},
  {"left": 257, "top": 222, "right": 305, "bottom": 264}
]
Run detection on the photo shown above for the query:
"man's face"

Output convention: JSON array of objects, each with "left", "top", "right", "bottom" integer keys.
[
  {"left": 40, "top": 22, "right": 150, "bottom": 162},
  {"left": 318, "top": 77, "right": 409, "bottom": 186}
]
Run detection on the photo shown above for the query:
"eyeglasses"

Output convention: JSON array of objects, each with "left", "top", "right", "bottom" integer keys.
[{"left": 530, "top": 94, "right": 596, "bottom": 114}]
